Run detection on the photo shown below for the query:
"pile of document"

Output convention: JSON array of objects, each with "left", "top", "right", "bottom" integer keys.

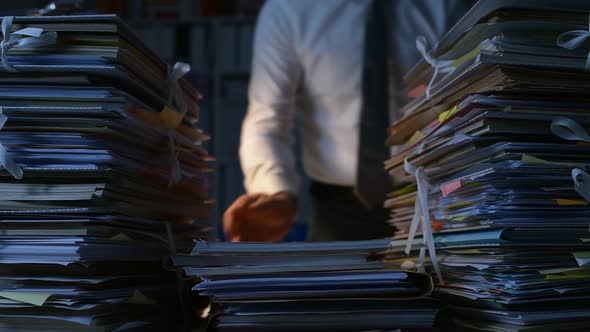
[
  {"left": 0, "top": 15, "right": 212, "bottom": 331},
  {"left": 385, "top": 0, "right": 590, "bottom": 330},
  {"left": 174, "top": 239, "right": 438, "bottom": 331}
]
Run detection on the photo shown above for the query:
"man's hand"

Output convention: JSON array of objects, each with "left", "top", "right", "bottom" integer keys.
[{"left": 223, "top": 192, "right": 297, "bottom": 242}]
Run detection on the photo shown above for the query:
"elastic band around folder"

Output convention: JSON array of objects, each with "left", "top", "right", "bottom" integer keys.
[
  {"left": 403, "top": 158, "right": 442, "bottom": 282},
  {"left": 550, "top": 117, "right": 590, "bottom": 143},
  {"left": 0, "top": 107, "right": 7, "bottom": 131},
  {"left": 557, "top": 11, "right": 590, "bottom": 71},
  {"left": 165, "top": 62, "right": 191, "bottom": 184},
  {"left": 415, "top": 36, "right": 455, "bottom": 99},
  {"left": 0, "top": 16, "right": 57, "bottom": 72},
  {"left": 0, "top": 144, "right": 22, "bottom": 180},
  {"left": 572, "top": 168, "right": 590, "bottom": 202}
]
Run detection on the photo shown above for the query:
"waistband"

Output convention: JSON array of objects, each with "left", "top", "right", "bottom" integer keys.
[{"left": 310, "top": 180, "right": 356, "bottom": 199}]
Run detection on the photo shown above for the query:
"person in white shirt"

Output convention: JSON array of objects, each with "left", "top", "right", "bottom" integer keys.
[{"left": 223, "top": 0, "right": 466, "bottom": 242}]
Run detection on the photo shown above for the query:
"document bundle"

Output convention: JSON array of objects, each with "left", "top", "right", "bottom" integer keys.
[
  {"left": 385, "top": 0, "right": 590, "bottom": 330},
  {"left": 175, "top": 239, "right": 438, "bottom": 331},
  {"left": 0, "top": 15, "right": 212, "bottom": 331}
]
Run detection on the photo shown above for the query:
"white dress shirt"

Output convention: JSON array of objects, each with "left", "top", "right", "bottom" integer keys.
[{"left": 240, "top": 0, "right": 464, "bottom": 195}]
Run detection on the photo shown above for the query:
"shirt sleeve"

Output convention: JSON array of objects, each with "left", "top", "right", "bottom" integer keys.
[{"left": 239, "top": 0, "right": 302, "bottom": 195}]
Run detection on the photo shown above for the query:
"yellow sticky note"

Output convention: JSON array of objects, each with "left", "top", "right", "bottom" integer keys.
[
  {"left": 110, "top": 233, "right": 133, "bottom": 242},
  {"left": 545, "top": 268, "right": 590, "bottom": 280},
  {"left": 444, "top": 249, "right": 483, "bottom": 254},
  {"left": 573, "top": 252, "right": 590, "bottom": 267},
  {"left": 406, "top": 130, "right": 425, "bottom": 146},
  {"left": 128, "top": 290, "right": 156, "bottom": 305},
  {"left": 540, "top": 267, "right": 581, "bottom": 275},
  {"left": 447, "top": 201, "right": 471, "bottom": 209},
  {"left": 159, "top": 106, "right": 183, "bottom": 129},
  {"left": 463, "top": 181, "right": 481, "bottom": 188},
  {"left": 521, "top": 154, "right": 549, "bottom": 164},
  {"left": 389, "top": 184, "right": 417, "bottom": 197},
  {"left": 574, "top": 252, "right": 590, "bottom": 258},
  {"left": 521, "top": 154, "right": 585, "bottom": 168},
  {"left": 554, "top": 199, "right": 588, "bottom": 206},
  {"left": 453, "top": 45, "right": 483, "bottom": 68},
  {"left": 0, "top": 292, "right": 52, "bottom": 306},
  {"left": 451, "top": 216, "right": 468, "bottom": 222},
  {"left": 438, "top": 105, "right": 458, "bottom": 124}
]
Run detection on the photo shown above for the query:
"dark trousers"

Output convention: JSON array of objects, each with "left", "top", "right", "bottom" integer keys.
[{"left": 307, "top": 180, "right": 395, "bottom": 241}]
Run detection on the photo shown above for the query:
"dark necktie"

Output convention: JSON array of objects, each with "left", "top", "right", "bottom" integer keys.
[{"left": 355, "top": 0, "right": 394, "bottom": 210}]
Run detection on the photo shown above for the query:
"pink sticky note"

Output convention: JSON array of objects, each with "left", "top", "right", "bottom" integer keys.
[
  {"left": 441, "top": 179, "right": 462, "bottom": 197},
  {"left": 408, "top": 84, "right": 427, "bottom": 98}
]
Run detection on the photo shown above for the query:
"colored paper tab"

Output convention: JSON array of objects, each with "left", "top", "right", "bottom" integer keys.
[
  {"left": 110, "top": 233, "right": 133, "bottom": 242},
  {"left": 438, "top": 105, "right": 458, "bottom": 124},
  {"left": 521, "top": 154, "right": 549, "bottom": 164},
  {"left": 521, "top": 154, "right": 585, "bottom": 168},
  {"left": 407, "top": 130, "right": 425, "bottom": 146},
  {"left": 390, "top": 184, "right": 417, "bottom": 197},
  {"left": 545, "top": 268, "right": 590, "bottom": 280},
  {"left": 0, "top": 292, "right": 52, "bottom": 306},
  {"left": 159, "top": 105, "right": 183, "bottom": 129},
  {"left": 574, "top": 252, "right": 590, "bottom": 267},
  {"left": 444, "top": 249, "right": 483, "bottom": 255},
  {"left": 554, "top": 198, "right": 588, "bottom": 206},
  {"left": 447, "top": 201, "right": 471, "bottom": 209},
  {"left": 441, "top": 179, "right": 462, "bottom": 197},
  {"left": 408, "top": 84, "right": 427, "bottom": 98},
  {"left": 128, "top": 290, "right": 156, "bottom": 305}
]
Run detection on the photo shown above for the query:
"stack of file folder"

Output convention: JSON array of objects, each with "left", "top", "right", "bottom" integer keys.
[
  {"left": 385, "top": 0, "right": 590, "bottom": 330},
  {"left": 0, "top": 15, "right": 212, "bottom": 331},
  {"left": 174, "top": 239, "right": 438, "bottom": 331}
]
